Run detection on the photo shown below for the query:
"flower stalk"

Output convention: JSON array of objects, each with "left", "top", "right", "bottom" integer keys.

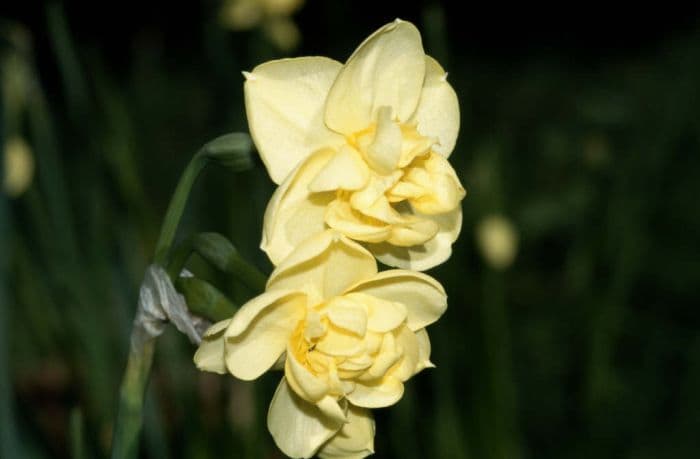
[{"left": 111, "top": 133, "right": 255, "bottom": 459}]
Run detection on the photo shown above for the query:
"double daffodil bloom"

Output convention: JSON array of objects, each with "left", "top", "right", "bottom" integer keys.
[
  {"left": 245, "top": 19, "right": 465, "bottom": 271},
  {"left": 194, "top": 230, "right": 447, "bottom": 458}
]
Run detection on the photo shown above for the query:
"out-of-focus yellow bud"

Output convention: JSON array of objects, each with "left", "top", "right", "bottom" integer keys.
[
  {"left": 263, "top": 16, "right": 300, "bottom": 52},
  {"left": 220, "top": 0, "right": 304, "bottom": 51},
  {"left": 260, "top": 0, "right": 303, "bottom": 16},
  {"left": 476, "top": 214, "right": 518, "bottom": 270},
  {"left": 220, "top": 0, "right": 264, "bottom": 30},
  {"left": 3, "top": 136, "right": 35, "bottom": 197}
]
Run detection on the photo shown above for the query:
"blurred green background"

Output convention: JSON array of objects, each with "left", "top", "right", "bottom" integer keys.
[{"left": 2, "top": 1, "right": 700, "bottom": 458}]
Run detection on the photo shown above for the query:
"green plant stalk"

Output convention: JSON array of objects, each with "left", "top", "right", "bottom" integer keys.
[{"left": 111, "top": 151, "right": 208, "bottom": 459}]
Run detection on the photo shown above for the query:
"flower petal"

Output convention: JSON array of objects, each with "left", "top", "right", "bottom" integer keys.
[
  {"left": 415, "top": 328, "right": 435, "bottom": 372},
  {"left": 244, "top": 57, "right": 345, "bottom": 183},
  {"left": 316, "top": 395, "right": 347, "bottom": 425},
  {"left": 346, "top": 376, "right": 404, "bottom": 408},
  {"left": 325, "top": 19, "right": 426, "bottom": 135},
  {"left": 318, "top": 405, "right": 376, "bottom": 459},
  {"left": 364, "top": 106, "right": 402, "bottom": 174},
  {"left": 325, "top": 199, "right": 393, "bottom": 243},
  {"left": 308, "top": 145, "right": 370, "bottom": 192},
  {"left": 371, "top": 205, "right": 463, "bottom": 270},
  {"left": 193, "top": 319, "right": 231, "bottom": 374},
  {"left": 347, "top": 270, "right": 446, "bottom": 331},
  {"left": 268, "top": 230, "right": 377, "bottom": 300},
  {"left": 409, "top": 55, "right": 460, "bottom": 157},
  {"left": 390, "top": 324, "right": 421, "bottom": 381},
  {"left": 224, "top": 290, "right": 306, "bottom": 380},
  {"left": 268, "top": 378, "right": 343, "bottom": 459},
  {"left": 391, "top": 152, "right": 466, "bottom": 215},
  {"left": 262, "top": 148, "right": 336, "bottom": 265},
  {"left": 285, "top": 343, "right": 331, "bottom": 402},
  {"left": 343, "top": 292, "right": 406, "bottom": 333},
  {"left": 326, "top": 297, "right": 368, "bottom": 336}
]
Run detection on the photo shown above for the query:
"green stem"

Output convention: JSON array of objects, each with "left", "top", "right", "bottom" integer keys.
[
  {"left": 110, "top": 342, "right": 155, "bottom": 459},
  {"left": 111, "top": 151, "right": 208, "bottom": 459},
  {"left": 154, "top": 153, "right": 209, "bottom": 265}
]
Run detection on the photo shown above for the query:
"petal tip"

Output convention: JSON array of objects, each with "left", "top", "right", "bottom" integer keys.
[{"left": 242, "top": 70, "right": 255, "bottom": 81}]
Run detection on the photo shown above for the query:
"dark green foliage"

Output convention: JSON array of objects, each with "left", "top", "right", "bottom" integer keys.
[{"left": 2, "top": 2, "right": 699, "bottom": 458}]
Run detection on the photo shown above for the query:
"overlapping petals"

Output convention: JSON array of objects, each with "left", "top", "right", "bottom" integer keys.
[
  {"left": 194, "top": 19, "right": 462, "bottom": 459},
  {"left": 245, "top": 19, "right": 465, "bottom": 270},
  {"left": 195, "top": 230, "right": 446, "bottom": 457}
]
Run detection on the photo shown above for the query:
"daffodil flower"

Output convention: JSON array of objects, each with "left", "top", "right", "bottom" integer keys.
[
  {"left": 194, "top": 230, "right": 447, "bottom": 458},
  {"left": 245, "top": 19, "right": 465, "bottom": 270}
]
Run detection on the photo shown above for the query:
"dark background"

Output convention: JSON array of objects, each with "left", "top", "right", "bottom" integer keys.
[{"left": 2, "top": 1, "right": 700, "bottom": 458}]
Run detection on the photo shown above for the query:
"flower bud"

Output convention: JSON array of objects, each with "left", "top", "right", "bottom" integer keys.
[
  {"left": 177, "top": 276, "right": 238, "bottom": 322},
  {"left": 3, "top": 136, "right": 34, "bottom": 197},
  {"left": 202, "top": 133, "right": 254, "bottom": 172},
  {"left": 476, "top": 214, "right": 519, "bottom": 270}
]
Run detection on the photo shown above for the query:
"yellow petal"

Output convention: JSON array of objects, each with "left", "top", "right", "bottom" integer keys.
[
  {"left": 326, "top": 297, "right": 368, "bottom": 336},
  {"left": 325, "top": 19, "right": 426, "bottom": 135},
  {"left": 267, "top": 230, "right": 377, "bottom": 300},
  {"left": 318, "top": 405, "right": 375, "bottom": 459},
  {"left": 262, "top": 148, "right": 336, "bottom": 265},
  {"left": 325, "top": 199, "right": 393, "bottom": 243},
  {"left": 415, "top": 328, "right": 435, "bottom": 372},
  {"left": 244, "top": 57, "right": 345, "bottom": 183},
  {"left": 346, "top": 376, "right": 404, "bottom": 408},
  {"left": 359, "top": 333, "right": 402, "bottom": 380},
  {"left": 349, "top": 172, "right": 403, "bottom": 217},
  {"left": 365, "top": 106, "right": 402, "bottom": 174},
  {"left": 193, "top": 319, "right": 231, "bottom": 374},
  {"left": 316, "top": 395, "right": 347, "bottom": 425},
  {"left": 343, "top": 292, "right": 406, "bottom": 333},
  {"left": 387, "top": 217, "right": 439, "bottom": 246},
  {"left": 390, "top": 324, "right": 421, "bottom": 381},
  {"left": 308, "top": 145, "right": 370, "bottom": 192},
  {"left": 347, "top": 270, "right": 446, "bottom": 331},
  {"left": 268, "top": 378, "right": 343, "bottom": 459},
  {"left": 224, "top": 290, "right": 306, "bottom": 380},
  {"left": 371, "top": 205, "right": 462, "bottom": 270},
  {"left": 285, "top": 344, "right": 331, "bottom": 402},
  {"left": 315, "top": 326, "right": 365, "bottom": 357},
  {"left": 408, "top": 56, "right": 460, "bottom": 157},
  {"left": 398, "top": 153, "right": 466, "bottom": 215}
]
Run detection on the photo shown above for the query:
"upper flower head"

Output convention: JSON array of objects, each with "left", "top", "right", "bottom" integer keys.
[
  {"left": 194, "top": 230, "right": 447, "bottom": 458},
  {"left": 244, "top": 19, "right": 465, "bottom": 270}
]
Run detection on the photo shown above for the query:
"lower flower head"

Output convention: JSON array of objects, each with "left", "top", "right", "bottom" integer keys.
[{"left": 194, "top": 230, "right": 447, "bottom": 457}]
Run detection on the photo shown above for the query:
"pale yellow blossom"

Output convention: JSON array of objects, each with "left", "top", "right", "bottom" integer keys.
[
  {"left": 476, "top": 214, "right": 518, "bottom": 270},
  {"left": 3, "top": 136, "right": 34, "bottom": 197},
  {"left": 220, "top": 0, "right": 303, "bottom": 51},
  {"left": 194, "top": 230, "right": 446, "bottom": 457},
  {"left": 244, "top": 19, "right": 464, "bottom": 270}
]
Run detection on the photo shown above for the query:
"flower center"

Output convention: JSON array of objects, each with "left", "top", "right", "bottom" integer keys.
[{"left": 322, "top": 109, "right": 464, "bottom": 247}]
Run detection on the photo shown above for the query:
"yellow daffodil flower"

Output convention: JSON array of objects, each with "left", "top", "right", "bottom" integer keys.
[
  {"left": 194, "top": 230, "right": 447, "bottom": 458},
  {"left": 244, "top": 19, "right": 465, "bottom": 271}
]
